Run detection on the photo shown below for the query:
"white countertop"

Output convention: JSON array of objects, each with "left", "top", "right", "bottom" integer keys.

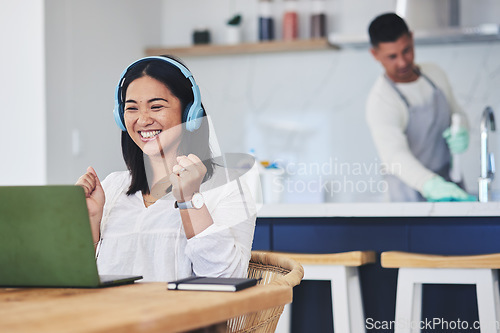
[{"left": 256, "top": 202, "right": 500, "bottom": 217}]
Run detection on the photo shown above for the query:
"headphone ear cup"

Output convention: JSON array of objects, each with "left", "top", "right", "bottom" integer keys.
[
  {"left": 113, "top": 103, "right": 127, "bottom": 131},
  {"left": 183, "top": 102, "right": 193, "bottom": 124},
  {"left": 184, "top": 103, "right": 204, "bottom": 132},
  {"left": 113, "top": 78, "right": 127, "bottom": 131}
]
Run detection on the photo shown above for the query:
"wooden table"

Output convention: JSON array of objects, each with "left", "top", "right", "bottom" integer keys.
[{"left": 0, "top": 282, "right": 292, "bottom": 333}]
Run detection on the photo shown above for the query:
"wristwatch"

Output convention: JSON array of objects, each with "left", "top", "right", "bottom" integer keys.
[{"left": 175, "top": 192, "right": 205, "bottom": 210}]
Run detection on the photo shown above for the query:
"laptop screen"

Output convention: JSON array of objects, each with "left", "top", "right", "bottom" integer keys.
[{"left": 0, "top": 185, "right": 103, "bottom": 287}]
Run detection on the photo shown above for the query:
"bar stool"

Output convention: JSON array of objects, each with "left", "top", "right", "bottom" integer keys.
[
  {"left": 273, "top": 251, "right": 376, "bottom": 333},
  {"left": 381, "top": 251, "right": 500, "bottom": 333}
]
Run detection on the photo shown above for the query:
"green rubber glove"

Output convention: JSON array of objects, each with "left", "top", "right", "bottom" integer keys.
[
  {"left": 422, "top": 176, "right": 477, "bottom": 202},
  {"left": 442, "top": 126, "right": 469, "bottom": 154}
]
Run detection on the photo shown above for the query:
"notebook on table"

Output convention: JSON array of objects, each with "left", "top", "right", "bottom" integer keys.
[
  {"left": 167, "top": 276, "right": 259, "bottom": 292},
  {"left": 0, "top": 185, "right": 142, "bottom": 288}
]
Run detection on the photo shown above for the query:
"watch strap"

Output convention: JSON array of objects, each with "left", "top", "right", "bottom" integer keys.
[{"left": 174, "top": 200, "right": 194, "bottom": 209}]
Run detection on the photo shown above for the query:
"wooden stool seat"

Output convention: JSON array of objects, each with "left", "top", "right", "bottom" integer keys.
[
  {"left": 382, "top": 251, "right": 500, "bottom": 268},
  {"left": 276, "top": 251, "right": 376, "bottom": 267},
  {"left": 273, "top": 251, "right": 376, "bottom": 333},
  {"left": 381, "top": 251, "right": 500, "bottom": 333}
]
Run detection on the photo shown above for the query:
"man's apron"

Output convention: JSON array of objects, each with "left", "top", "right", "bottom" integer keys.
[{"left": 384, "top": 70, "right": 452, "bottom": 201}]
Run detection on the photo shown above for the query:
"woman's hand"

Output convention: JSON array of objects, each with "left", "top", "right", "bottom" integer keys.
[
  {"left": 76, "top": 167, "right": 105, "bottom": 242},
  {"left": 170, "top": 154, "right": 207, "bottom": 202},
  {"left": 170, "top": 154, "right": 212, "bottom": 239}
]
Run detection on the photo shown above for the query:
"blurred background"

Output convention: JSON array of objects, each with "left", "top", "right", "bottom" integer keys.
[{"left": 3, "top": 0, "right": 500, "bottom": 203}]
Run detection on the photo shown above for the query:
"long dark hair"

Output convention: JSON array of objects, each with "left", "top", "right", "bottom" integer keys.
[{"left": 118, "top": 55, "right": 214, "bottom": 195}]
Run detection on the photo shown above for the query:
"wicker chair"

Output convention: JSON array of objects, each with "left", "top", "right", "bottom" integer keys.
[{"left": 226, "top": 251, "right": 304, "bottom": 333}]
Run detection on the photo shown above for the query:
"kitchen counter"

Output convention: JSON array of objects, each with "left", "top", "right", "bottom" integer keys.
[
  {"left": 253, "top": 202, "right": 500, "bottom": 332},
  {"left": 257, "top": 201, "right": 500, "bottom": 217}
]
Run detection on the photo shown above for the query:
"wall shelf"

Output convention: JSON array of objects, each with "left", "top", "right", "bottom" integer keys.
[{"left": 145, "top": 38, "right": 337, "bottom": 57}]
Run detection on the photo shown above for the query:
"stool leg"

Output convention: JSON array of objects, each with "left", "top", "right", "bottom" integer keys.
[
  {"left": 302, "top": 265, "right": 366, "bottom": 333},
  {"left": 329, "top": 266, "right": 366, "bottom": 333},
  {"left": 394, "top": 268, "right": 423, "bottom": 333},
  {"left": 330, "top": 266, "right": 351, "bottom": 333},
  {"left": 303, "top": 265, "right": 348, "bottom": 332},
  {"left": 346, "top": 266, "right": 366, "bottom": 333},
  {"left": 411, "top": 282, "right": 422, "bottom": 333},
  {"left": 495, "top": 270, "right": 500, "bottom": 330},
  {"left": 275, "top": 303, "right": 292, "bottom": 333},
  {"left": 476, "top": 269, "right": 500, "bottom": 333}
]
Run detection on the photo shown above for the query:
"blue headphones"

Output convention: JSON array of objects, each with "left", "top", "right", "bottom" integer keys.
[{"left": 113, "top": 56, "right": 204, "bottom": 132}]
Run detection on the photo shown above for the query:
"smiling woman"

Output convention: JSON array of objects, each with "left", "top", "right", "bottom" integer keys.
[
  {"left": 75, "top": 56, "right": 257, "bottom": 282},
  {"left": 123, "top": 76, "right": 183, "bottom": 165},
  {"left": 117, "top": 57, "right": 214, "bottom": 199}
]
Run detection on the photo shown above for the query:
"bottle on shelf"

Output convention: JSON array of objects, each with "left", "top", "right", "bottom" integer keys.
[
  {"left": 310, "top": 0, "right": 327, "bottom": 39},
  {"left": 283, "top": 0, "right": 299, "bottom": 41},
  {"left": 258, "top": 0, "right": 275, "bottom": 41}
]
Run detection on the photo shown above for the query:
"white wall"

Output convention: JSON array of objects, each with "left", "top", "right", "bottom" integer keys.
[
  {"left": 45, "top": 0, "right": 163, "bottom": 184},
  {"left": 161, "top": 0, "right": 396, "bottom": 46},
  {"left": 161, "top": 0, "right": 500, "bottom": 47},
  {"left": 0, "top": 0, "right": 46, "bottom": 185}
]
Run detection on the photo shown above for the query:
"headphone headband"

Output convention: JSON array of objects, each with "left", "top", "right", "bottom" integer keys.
[{"left": 113, "top": 56, "right": 204, "bottom": 132}]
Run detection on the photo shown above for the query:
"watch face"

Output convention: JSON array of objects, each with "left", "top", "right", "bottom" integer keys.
[{"left": 192, "top": 193, "right": 204, "bottom": 209}]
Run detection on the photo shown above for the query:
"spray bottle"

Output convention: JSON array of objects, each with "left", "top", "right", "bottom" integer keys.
[{"left": 449, "top": 113, "right": 462, "bottom": 183}]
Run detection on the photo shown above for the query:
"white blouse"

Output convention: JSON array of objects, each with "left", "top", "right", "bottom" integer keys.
[{"left": 96, "top": 169, "right": 256, "bottom": 282}]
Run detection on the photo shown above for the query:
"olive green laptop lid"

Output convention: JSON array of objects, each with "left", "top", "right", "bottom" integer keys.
[{"left": 0, "top": 185, "right": 141, "bottom": 287}]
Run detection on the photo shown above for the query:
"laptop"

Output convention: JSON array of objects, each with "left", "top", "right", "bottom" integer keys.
[{"left": 0, "top": 185, "right": 142, "bottom": 287}]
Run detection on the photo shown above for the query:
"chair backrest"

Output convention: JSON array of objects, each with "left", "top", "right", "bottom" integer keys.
[{"left": 227, "top": 251, "right": 304, "bottom": 333}]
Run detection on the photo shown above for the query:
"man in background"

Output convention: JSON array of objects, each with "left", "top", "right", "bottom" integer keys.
[{"left": 365, "top": 12, "right": 475, "bottom": 202}]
